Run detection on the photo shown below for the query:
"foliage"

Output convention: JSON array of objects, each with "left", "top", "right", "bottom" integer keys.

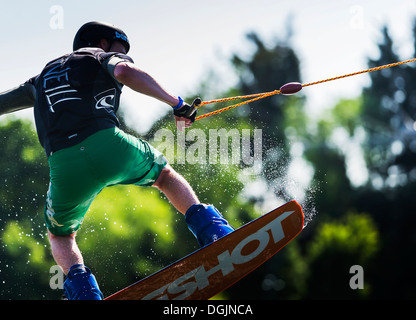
[{"left": 304, "top": 212, "right": 379, "bottom": 299}]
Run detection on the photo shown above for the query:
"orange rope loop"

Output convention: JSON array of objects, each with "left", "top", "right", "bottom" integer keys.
[{"left": 195, "top": 90, "right": 280, "bottom": 121}]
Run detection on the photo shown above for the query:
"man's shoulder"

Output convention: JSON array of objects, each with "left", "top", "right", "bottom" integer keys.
[
  {"left": 73, "top": 48, "right": 133, "bottom": 64},
  {"left": 39, "top": 49, "right": 103, "bottom": 74},
  {"left": 44, "top": 48, "right": 105, "bottom": 65}
]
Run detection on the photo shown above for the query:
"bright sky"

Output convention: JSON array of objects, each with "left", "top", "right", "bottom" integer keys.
[{"left": 1, "top": 0, "right": 415, "bottom": 133}]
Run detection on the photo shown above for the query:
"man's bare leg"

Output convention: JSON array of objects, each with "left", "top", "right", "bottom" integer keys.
[
  {"left": 48, "top": 231, "right": 103, "bottom": 299},
  {"left": 153, "top": 164, "right": 200, "bottom": 214},
  {"left": 153, "top": 164, "right": 234, "bottom": 247},
  {"left": 48, "top": 231, "right": 83, "bottom": 275}
]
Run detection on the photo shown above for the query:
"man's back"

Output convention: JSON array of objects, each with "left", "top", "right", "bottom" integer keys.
[{"left": 32, "top": 48, "right": 132, "bottom": 156}]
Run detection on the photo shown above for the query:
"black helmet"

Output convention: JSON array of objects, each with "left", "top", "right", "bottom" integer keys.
[{"left": 73, "top": 21, "right": 130, "bottom": 53}]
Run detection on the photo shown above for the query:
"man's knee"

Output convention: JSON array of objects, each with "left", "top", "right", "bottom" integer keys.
[
  {"left": 48, "top": 230, "right": 77, "bottom": 241},
  {"left": 153, "top": 164, "right": 174, "bottom": 189}
]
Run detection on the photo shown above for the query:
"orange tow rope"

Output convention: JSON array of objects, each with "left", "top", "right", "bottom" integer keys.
[{"left": 194, "top": 58, "right": 416, "bottom": 121}]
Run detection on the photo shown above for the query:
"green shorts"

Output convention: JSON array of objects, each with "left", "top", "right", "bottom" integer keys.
[{"left": 44, "top": 127, "right": 167, "bottom": 236}]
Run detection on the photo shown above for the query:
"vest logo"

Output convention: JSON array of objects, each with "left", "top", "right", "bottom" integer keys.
[{"left": 95, "top": 89, "right": 116, "bottom": 112}]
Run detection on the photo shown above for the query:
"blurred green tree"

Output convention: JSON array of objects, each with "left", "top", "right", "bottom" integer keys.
[
  {"left": 304, "top": 212, "right": 379, "bottom": 299},
  {"left": 0, "top": 117, "right": 52, "bottom": 299},
  {"left": 361, "top": 26, "right": 416, "bottom": 188},
  {"left": 354, "top": 22, "right": 416, "bottom": 298},
  {"left": 303, "top": 21, "right": 416, "bottom": 298}
]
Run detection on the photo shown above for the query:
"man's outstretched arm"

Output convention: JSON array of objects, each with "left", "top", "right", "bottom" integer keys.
[
  {"left": 0, "top": 81, "right": 36, "bottom": 116},
  {"left": 113, "top": 61, "right": 196, "bottom": 129},
  {"left": 113, "top": 61, "right": 180, "bottom": 107}
]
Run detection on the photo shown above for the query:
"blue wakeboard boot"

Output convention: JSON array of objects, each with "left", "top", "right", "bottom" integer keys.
[
  {"left": 185, "top": 203, "right": 235, "bottom": 247},
  {"left": 63, "top": 264, "right": 104, "bottom": 300}
]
